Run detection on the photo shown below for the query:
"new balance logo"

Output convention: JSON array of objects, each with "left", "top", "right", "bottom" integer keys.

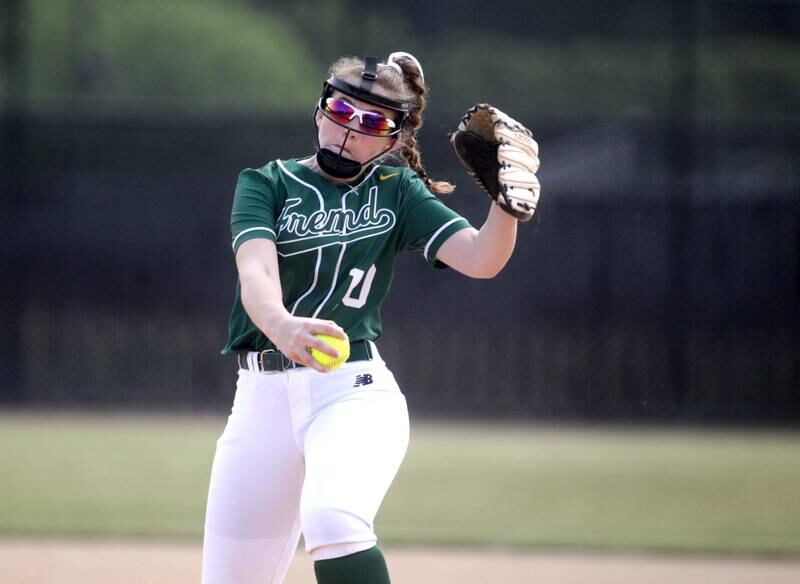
[{"left": 354, "top": 374, "right": 374, "bottom": 387}]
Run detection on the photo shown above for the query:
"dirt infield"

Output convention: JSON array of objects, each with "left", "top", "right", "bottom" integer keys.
[{"left": 2, "top": 539, "right": 800, "bottom": 584}]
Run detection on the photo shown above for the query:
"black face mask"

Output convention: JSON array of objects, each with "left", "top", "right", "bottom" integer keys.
[
  {"left": 316, "top": 149, "right": 362, "bottom": 179},
  {"left": 314, "top": 127, "right": 363, "bottom": 179}
]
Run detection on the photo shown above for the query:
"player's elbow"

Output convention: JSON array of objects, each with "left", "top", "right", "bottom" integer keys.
[
  {"left": 467, "top": 259, "right": 507, "bottom": 279},
  {"left": 471, "top": 270, "right": 498, "bottom": 280}
]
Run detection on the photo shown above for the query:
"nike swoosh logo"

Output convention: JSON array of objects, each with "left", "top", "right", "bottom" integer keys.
[{"left": 379, "top": 173, "right": 400, "bottom": 181}]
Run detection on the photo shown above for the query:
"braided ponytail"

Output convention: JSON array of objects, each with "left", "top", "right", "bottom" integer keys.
[{"left": 393, "top": 57, "right": 455, "bottom": 195}]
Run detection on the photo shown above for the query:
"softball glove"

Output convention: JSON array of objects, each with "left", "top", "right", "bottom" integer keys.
[{"left": 451, "top": 104, "right": 541, "bottom": 222}]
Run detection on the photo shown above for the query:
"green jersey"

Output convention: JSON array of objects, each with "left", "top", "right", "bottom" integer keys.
[{"left": 222, "top": 158, "right": 471, "bottom": 354}]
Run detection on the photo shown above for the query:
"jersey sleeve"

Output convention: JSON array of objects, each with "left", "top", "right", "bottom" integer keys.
[
  {"left": 230, "top": 167, "right": 281, "bottom": 253},
  {"left": 396, "top": 173, "right": 472, "bottom": 268}
]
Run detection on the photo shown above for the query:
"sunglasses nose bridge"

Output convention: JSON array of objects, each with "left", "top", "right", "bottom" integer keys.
[
  {"left": 331, "top": 103, "right": 362, "bottom": 125},
  {"left": 345, "top": 108, "right": 366, "bottom": 125},
  {"left": 342, "top": 115, "right": 364, "bottom": 135}
]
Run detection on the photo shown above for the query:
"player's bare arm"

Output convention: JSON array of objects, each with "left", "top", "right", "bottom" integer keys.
[
  {"left": 235, "top": 238, "right": 345, "bottom": 372},
  {"left": 435, "top": 203, "right": 518, "bottom": 278}
]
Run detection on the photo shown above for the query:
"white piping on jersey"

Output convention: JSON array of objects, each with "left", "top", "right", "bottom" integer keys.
[
  {"left": 308, "top": 174, "right": 371, "bottom": 317},
  {"left": 312, "top": 242, "right": 347, "bottom": 319},
  {"left": 275, "top": 228, "right": 395, "bottom": 257},
  {"left": 339, "top": 176, "right": 373, "bottom": 236},
  {"left": 231, "top": 226, "right": 277, "bottom": 251},
  {"left": 290, "top": 247, "right": 322, "bottom": 315},
  {"left": 276, "top": 160, "right": 325, "bottom": 231},
  {"left": 424, "top": 217, "right": 464, "bottom": 262},
  {"left": 343, "top": 164, "right": 379, "bottom": 195},
  {"left": 277, "top": 159, "right": 326, "bottom": 316}
]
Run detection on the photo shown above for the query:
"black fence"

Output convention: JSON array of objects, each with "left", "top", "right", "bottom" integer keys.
[{"left": 1, "top": 110, "right": 798, "bottom": 423}]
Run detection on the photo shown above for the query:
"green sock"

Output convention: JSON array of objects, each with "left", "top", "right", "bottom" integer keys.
[{"left": 314, "top": 546, "right": 391, "bottom": 584}]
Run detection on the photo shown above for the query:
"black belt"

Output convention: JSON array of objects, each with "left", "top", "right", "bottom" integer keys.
[{"left": 237, "top": 340, "right": 373, "bottom": 373}]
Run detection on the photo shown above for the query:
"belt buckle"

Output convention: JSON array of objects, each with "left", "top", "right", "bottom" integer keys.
[{"left": 258, "top": 350, "right": 282, "bottom": 374}]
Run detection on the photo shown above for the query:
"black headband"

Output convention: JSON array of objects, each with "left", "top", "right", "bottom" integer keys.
[{"left": 324, "top": 74, "right": 410, "bottom": 113}]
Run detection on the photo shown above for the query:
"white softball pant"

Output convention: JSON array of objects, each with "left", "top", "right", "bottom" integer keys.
[{"left": 202, "top": 344, "right": 410, "bottom": 584}]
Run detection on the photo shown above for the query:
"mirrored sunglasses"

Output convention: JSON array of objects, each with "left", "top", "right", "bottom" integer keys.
[{"left": 321, "top": 97, "right": 398, "bottom": 136}]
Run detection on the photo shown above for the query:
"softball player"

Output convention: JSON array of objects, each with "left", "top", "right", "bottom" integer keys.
[{"left": 202, "top": 52, "right": 539, "bottom": 584}]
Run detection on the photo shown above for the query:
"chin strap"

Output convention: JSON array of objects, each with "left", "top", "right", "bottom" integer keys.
[
  {"left": 312, "top": 109, "right": 362, "bottom": 178},
  {"left": 316, "top": 148, "right": 363, "bottom": 179}
]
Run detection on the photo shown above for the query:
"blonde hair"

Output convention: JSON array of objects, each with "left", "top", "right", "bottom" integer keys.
[{"left": 330, "top": 56, "right": 455, "bottom": 195}]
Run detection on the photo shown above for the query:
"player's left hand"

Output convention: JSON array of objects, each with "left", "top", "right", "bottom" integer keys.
[{"left": 450, "top": 103, "right": 541, "bottom": 222}]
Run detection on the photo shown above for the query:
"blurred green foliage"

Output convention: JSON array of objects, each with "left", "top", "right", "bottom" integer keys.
[
  {"left": 10, "top": 0, "right": 322, "bottom": 112},
  {"left": 0, "top": 0, "right": 798, "bottom": 116}
]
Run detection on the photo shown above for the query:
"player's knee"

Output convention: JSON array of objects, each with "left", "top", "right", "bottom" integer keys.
[
  {"left": 301, "top": 507, "right": 377, "bottom": 556},
  {"left": 309, "top": 541, "right": 376, "bottom": 561}
]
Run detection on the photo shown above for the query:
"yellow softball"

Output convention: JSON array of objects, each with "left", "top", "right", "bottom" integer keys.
[{"left": 308, "top": 334, "right": 350, "bottom": 370}]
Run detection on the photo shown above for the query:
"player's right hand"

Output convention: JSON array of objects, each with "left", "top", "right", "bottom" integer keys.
[{"left": 270, "top": 316, "right": 347, "bottom": 373}]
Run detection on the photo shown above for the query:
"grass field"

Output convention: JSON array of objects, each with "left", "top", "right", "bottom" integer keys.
[{"left": 1, "top": 411, "right": 799, "bottom": 555}]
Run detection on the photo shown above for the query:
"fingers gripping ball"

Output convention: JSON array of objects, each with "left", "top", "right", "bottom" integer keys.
[
  {"left": 308, "top": 334, "right": 350, "bottom": 370},
  {"left": 451, "top": 103, "right": 541, "bottom": 222}
]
